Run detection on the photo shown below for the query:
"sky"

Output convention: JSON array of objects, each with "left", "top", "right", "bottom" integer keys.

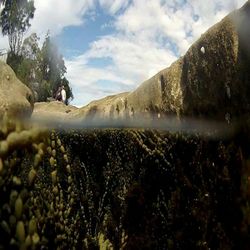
[{"left": 0, "top": 0, "right": 247, "bottom": 107}]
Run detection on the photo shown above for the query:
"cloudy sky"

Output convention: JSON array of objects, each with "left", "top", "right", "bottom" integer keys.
[{"left": 0, "top": 0, "right": 247, "bottom": 107}]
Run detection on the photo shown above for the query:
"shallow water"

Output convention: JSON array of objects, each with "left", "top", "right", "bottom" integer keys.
[{"left": 0, "top": 118, "right": 249, "bottom": 249}]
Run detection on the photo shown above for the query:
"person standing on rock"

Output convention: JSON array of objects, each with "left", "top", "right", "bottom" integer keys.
[
  {"left": 55, "top": 86, "right": 62, "bottom": 101},
  {"left": 61, "top": 85, "right": 67, "bottom": 105}
]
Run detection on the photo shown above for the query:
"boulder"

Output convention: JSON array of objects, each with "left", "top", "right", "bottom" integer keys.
[
  {"left": 0, "top": 60, "right": 34, "bottom": 119},
  {"left": 32, "top": 101, "right": 78, "bottom": 122},
  {"left": 31, "top": 93, "right": 129, "bottom": 123},
  {"left": 74, "top": 92, "right": 129, "bottom": 119}
]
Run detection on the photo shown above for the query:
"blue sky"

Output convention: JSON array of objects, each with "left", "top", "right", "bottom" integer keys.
[{"left": 0, "top": 0, "right": 247, "bottom": 107}]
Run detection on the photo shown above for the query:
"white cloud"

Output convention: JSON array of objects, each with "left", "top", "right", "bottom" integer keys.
[
  {"left": 66, "top": 55, "right": 133, "bottom": 88},
  {"left": 30, "top": 0, "right": 95, "bottom": 36},
  {"left": 99, "top": 0, "right": 131, "bottom": 14},
  {"left": 65, "top": 54, "right": 134, "bottom": 106},
  {"left": 87, "top": 35, "right": 177, "bottom": 79},
  {"left": 0, "top": 0, "right": 96, "bottom": 49},
  {"left": 114, "top": 0, "right": 246, "bottom": 55}
]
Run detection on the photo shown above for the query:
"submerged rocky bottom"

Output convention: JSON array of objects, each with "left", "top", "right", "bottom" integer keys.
[{"left": 0, "top": 119, "right": 249, "bottom": 249}]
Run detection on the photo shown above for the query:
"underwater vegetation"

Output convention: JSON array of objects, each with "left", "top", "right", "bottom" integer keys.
[{"left": 0, "top": 117, "right": 249, "bottom": 249}]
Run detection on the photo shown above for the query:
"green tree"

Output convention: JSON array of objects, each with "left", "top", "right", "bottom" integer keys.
[
  {"left": 39, "top": 34, "right": 66, "bottom": 81},
  {"left": 0, "top": 0, "right": 35, "bottom": 55},
  {"left": 16, "top": 32, "right": 73, "bottom": 103},
  {"left": 17, "top": 33, "right": 40, "bottom": 86},
  {"left": 38, "top": 33, "right": 73, "bottom": 103},
  {"left": 21, "top": 32, "right": 39, "bottom": 59}
]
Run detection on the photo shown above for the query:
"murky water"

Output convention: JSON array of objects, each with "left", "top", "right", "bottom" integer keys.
[{"left": 0, "top": 118, "right": 249, "bottom": 249}]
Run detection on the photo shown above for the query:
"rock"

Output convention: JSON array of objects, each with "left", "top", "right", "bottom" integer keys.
[
  {"left": 0, "top": 60, "right": 34, "bottom": 119},
  {"left": 75, "top": 1, "right": 250, "bottom": 122},
  {"left": 32, "top": 101, "right": 78, "bottom": 122},
  {"left": 74, "top": 92, "right": 130, "bottom": 120}
]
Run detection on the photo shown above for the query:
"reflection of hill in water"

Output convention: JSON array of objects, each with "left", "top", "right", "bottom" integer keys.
[{"left": 1, "top": 1, "right": 250, "bottom": 249}]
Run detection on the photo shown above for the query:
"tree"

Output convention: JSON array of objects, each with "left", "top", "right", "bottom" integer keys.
[
  {"left": 17, "top": 33, "right": 39, "bottom": 85},
  {"left": 16, "top": 32, "right": 73, "bottom": 103},
  {"left": 39, "top": 33, "right": 66, "bottom": 84},
  {"left": 0, "top": 1, "right": 73, "bottom": 104},
  {"left": 0, "top": 0, "right": 35, "bottom": 55},
  {"left": 37, "top": 33, "right": 73, "bottom": 103},
  {"left": 21, "top": 32, "right": 39, "bottom": 59}
]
